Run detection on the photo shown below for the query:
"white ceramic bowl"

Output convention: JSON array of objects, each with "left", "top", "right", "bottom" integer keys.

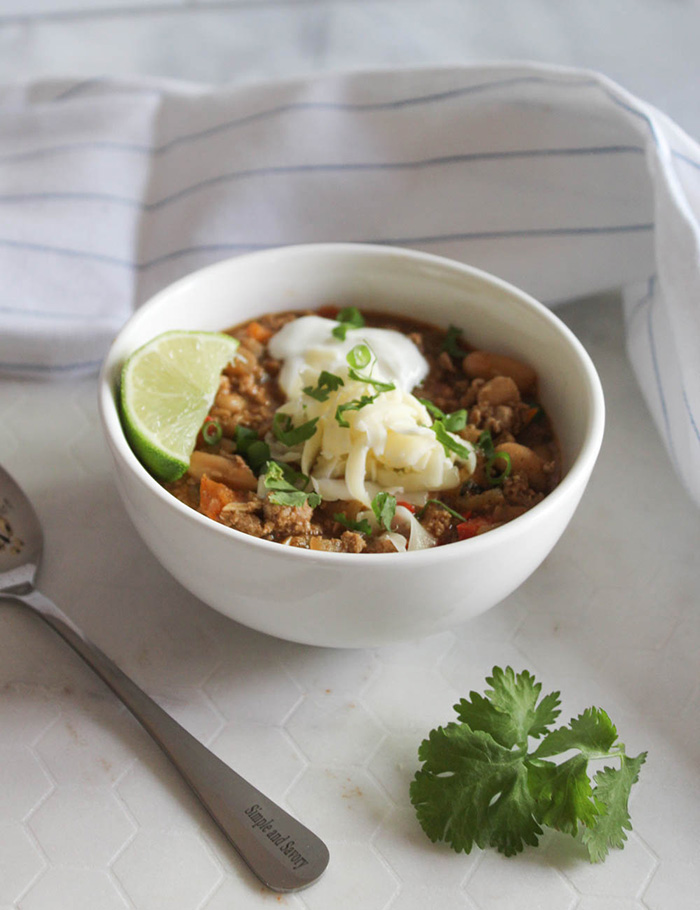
[{"left": 99, "top": 244, "right": 604, "bottom": 648}]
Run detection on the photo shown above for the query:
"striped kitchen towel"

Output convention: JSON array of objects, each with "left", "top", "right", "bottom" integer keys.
[{"left": 1, "top": 63, "right": 699, "bottom": 502}]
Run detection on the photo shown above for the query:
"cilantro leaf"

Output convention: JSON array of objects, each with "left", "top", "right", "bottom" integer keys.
[
  {"left": 442, "top": 324, "right": 466, "bottom": 358},
  {"left": 432, "top": 420, "right": 473, "bottom": 461},
  {"left": 533, "top": 707, "right": 618, "bottom": 759},
  {"left": 419, "top": 398, "right": 467, "bottom": 433},
  {"left": 262, "top": 461, "right": 321, "bottom": 508},
  {"left": 272, "top": 413, "right": 319, "bottom": 447},
  {"left": 454, "top": 668, "right": 560, "bottom": 751},
  {"left": 335, "top": 394, "right": 377, "bottom": 428},
  {"left": 477, "top": 429, "right": 495, "bottom": 458},
  {"left": 334, "top": 512, "right": 372, "bottom": 535},
  {"left": 303, "top": 370, "right": 344, "bottom": 402},
  {"left": 332, "top": 306, "right": 365, "bottom": 340},
  {"left": 371, "top": 491, "right": 396, "bottom": 533},
  {"left": 410, "top": 723, "right": 542, "bottom": 856},
  {"left": 583, "top": 752, "right": 647, "bottom": 862},
  {"left": 410, "top": 666, "right": 645, "bottom": 864},
  {"left": 528, "top": 754, "right": 599, "bottom": 834}
]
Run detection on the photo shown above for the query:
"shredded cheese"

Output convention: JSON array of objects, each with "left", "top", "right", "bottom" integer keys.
[{"left": 267, "top": 315, "right": 476, "bottom": 506}]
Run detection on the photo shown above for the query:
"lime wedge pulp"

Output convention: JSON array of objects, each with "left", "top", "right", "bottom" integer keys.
[{"left": 120, "top": 330, "right": 240, "bottom": 481}]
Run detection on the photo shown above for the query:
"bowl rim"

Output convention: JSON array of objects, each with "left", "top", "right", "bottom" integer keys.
[{"left": 98, "top": 242, "right": 605, "bottom": 565}]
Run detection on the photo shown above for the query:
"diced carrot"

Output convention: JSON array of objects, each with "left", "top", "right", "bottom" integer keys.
[
  {"left": 246, "top": 321, "right": 273, "bottom": 344},
  {"left": 199, "top": 474, "right": 235, "bottom": 520}
]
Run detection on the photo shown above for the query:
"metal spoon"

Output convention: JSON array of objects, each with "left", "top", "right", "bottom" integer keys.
[{"left": 0, "top": 463, "right": 329, "bottom": 893}]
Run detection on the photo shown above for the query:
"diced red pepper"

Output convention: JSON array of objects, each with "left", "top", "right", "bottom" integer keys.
[
  {"left": 456, "top": 516, "right": 491, "bottom": 540},
  {"left": 396, "top": 500, "right": 416, "bottom": 513}
]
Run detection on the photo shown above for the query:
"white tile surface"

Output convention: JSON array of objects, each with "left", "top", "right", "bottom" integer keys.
[{"left": 0, "top": 3, "right": 699, "bottom": 907}]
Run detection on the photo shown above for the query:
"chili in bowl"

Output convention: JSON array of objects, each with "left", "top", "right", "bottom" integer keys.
[
  {"left": 98, "top": 244, "right": 604, "bottom": 647},
  {"left": 165, "top": 307, "right": 561, "bottom": 555}
]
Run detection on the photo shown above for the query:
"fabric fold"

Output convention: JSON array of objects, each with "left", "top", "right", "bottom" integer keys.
[{"left": 1, "top": 62, "right": 698, "bottom": 503}]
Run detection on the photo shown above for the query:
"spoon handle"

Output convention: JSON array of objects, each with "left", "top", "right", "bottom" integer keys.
[{"left": 15, "top": 588, "right": 329, "bottom": 893}]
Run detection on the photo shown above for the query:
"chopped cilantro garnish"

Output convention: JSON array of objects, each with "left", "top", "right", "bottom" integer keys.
[
  {"left": 303, "top": 370, "right": 345, "bottom": 402},
  {"left": 272, "top": 413, "right": 319, "bottom": 447},
  {"left": 417, "top": 499, "right": 464, "bottom": 522},
  {"left": 262, "top": 461, "right": 321, "bottom": 508},
  {"left": 432, "top": 420, "right": 473, "bottom": 460},
  {"left": 419, "top": 399, "right": 467, "bottom": 433},
  {"left": 332, "top": 307, "right": 365, "bottom": 341},
  {"left": 371, "top": 491, "right": 396, "bottom": 532},
  {"left": 334, "top": 512, "right": 372, "bottom": 535},
  {"left": 344, "top": 344, "right": 396, "bottom": 394},
  {"left": 441, "top": 324, "right": 466, "bottom": 358},
  {"left": 335, "top": 393, "right": 378, "bottom": 428},
  {"left": 410, "top": 667, "right": 646, "bottom": 862},
  {"left": 347, "top": 370, "right": 396, "bottom": 392}
]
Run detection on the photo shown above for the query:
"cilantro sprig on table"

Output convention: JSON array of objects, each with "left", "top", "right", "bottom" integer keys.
[{"left": 410, "top": 667, "right": 646, "bottom": 862}]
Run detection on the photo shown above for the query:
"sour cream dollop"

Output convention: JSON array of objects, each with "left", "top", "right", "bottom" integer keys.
[
  {"left": 269, "top": 315, "right": 428, "bottom": 398},
  {"left": 267, "top": 315, "right": 475, "bottom": 506}
]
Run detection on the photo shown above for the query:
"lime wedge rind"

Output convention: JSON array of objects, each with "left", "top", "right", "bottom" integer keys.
[{"left": 120, "top": 330, "right": 240, "bottom": 482}]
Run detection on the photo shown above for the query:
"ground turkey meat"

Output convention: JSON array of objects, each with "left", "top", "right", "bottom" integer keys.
[{"left": 262, "top": 500, "right": 316, "bottom": 539}]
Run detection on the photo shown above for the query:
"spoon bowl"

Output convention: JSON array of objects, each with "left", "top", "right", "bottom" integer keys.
[{"left": 0, "top": 463, "right": 329, "bottom": 893}]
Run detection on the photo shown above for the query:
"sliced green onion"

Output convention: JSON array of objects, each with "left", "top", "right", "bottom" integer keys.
[
  {"left": 485, "top": 451, "right": 512, "bottom": 486},
  {"left": 345, "top": 342, "right": 396, "bottom": 393},
  {"left": 202, "top": 417, "right": 222, "bottom": 445},
  {"left": 347, "top": 343, "right": 371, "bottom": 370}
]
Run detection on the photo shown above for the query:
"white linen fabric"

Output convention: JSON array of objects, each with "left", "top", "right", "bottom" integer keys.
[{"left": 1, "top": 63, "right": 699, "bottom": 504}]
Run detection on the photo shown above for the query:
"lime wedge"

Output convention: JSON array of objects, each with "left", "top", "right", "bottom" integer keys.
[{"left": 120, "top": 330, "right": 240, "bottom": 481}]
